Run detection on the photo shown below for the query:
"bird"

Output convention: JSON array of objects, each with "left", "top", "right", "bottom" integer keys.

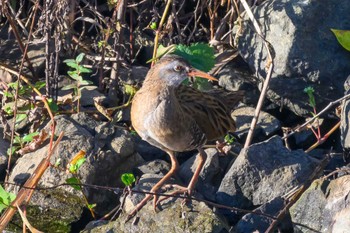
[{"left": 129, "top": 54, "right": 243, "bottom": 218}]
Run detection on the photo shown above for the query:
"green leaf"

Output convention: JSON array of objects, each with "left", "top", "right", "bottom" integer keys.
[
  {"left": 22, "top": 132, "right": 39, "bottom": 143},
  {"left": 304, "top": 86, "right": 316, "bottom": 108},
  {"left": 3, "top": 91, "right": 13, "bottom": 98},
  {"left": 13, "top": 135, "right": 21, "bottom": 144},
  {"left": 75, "top": 158, "right": 86, "bottom": 171},
  {"left": 0, "top": 185, "right": 16, "bottom": 213},
  {"left": 98, "top": 41, "right": 106, "bottom": 48},
  {"left": 121, "top": 173, "right": 135, "bottom": 186},
  {"left": 63, "top": 59, "right": 76, "bottom": 64},
  {"left": 34, "top": 81, "right": 46, "bottom": 90},
  {"left": 47, "top": 98, "right": 59, "bottom": 112},
  {"left": 66, "top": 177, "right": 82, "bottom": 191},
  {"left": 69, "top": 158, "right": 86, "bottom": 173},
  {"left": 87, "top": 203, "right": 96, "bottom": 209},
  {"left": 153, "top": 44, "right": 177, "bottom": 62},
  {"left": 7, "top": 82, "right": 19, "bottom": 89},
  {"left": 331, "top": 29, "right": 350, "bottom": 52},
  {"left": 15, "top": 114, "right": 27, "bottom": 124},
  {"left": 54, "top": 158, "right": 61, "bottom": 167},
  {"left": 78, "top": 66, "right": 92, "bottom": 74},
  {"left": 224, "top": 134, "right": 236, "bottom": 145},
  {"left": 150, "top": 22, "right": 157, "bottom": 30},
  {"left": 174, "top": 43, "right": 215, "bottom": 72},
  {"left": 79, "top": 80, "right": 93, "bottom": 86},
  {"left": 68, "top": 71, "right": 82, "bottom": 81},
  {"left": 75, "top": 53, "right": 85, "bottom": 63},
  {"left": 7, "top": 147, "right": 18, "bottom": 156},
  {"left": 65, "top": 62, "right": 79, "bottom": 69},
  {"left": 61, "top": 83, "right": 77, "bottom": 90},
  {"left": 124, "top": 84, "right": 136, "bottom": 96}
]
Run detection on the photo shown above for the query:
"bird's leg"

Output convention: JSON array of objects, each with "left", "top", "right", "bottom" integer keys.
[
  {"left": 126, "top": 150, "right": 178, "bottom": 220},
  {"left": 156, "top": 148, "right": 207, "bottom": 204}
]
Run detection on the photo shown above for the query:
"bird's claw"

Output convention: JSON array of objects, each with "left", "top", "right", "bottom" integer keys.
[{"left": 155, "top": 184, "right": 193, "bottom": 206}]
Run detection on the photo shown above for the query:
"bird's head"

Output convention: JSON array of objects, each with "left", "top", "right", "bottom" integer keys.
[{"left": 153, "top": 54, "right": 218, "bottom": 87}]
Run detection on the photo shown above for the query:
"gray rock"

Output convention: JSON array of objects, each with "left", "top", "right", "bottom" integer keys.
[
  {"left": 340, "top": 75, "right": 350, "bottom": 150},
  {"left": 235, "top": 197, "right": 293, "bottom": 233},
  {"left": 7, "top": 114, "right": 145, "bottom": 230},
  {"left": 70, "top": 112, "right": 101, "bottom": 136},
  {"left": 0, "top": 39, "right": 47, "bottom": 80},
  {"left": 134, "top": 159, "right": 171, "bottom": 177},
  {"left": 216, "top": 136, "right": 319, "bottom": 211},
  {"left": 80, "top": 85, "right": 105, "bottom": 107},
  {"left": 231, "top": 106, "right": 281, "bottom": 141},
  {"left": 290, "top": 175, "right": 350, "bottom": 232},
  {"left": 237, "top": 0, "right": 350, "bottom": 116},
  {"left": 0, "top": 126, "right": 9, "bottom": 179},
  {"left": 124, "top": 173, "right": 166, "bottom": 212},
  {"left": 119, "top": 66, "right": 149, "bottom": 87},
  {"left": 217, "top": 58, "right": 260, "bottom": 105},
  {"left": 84, "top": 199, "right": 228, "bottom": 233},
  {"left": 179, "top": 148, "right": 232, "bottom": 201},
  {"left": 97, "top": 172, "right": 229, "bottom": 233}
]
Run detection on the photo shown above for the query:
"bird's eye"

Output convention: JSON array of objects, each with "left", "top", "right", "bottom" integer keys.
[{"left": 174, "top": 65, "right": 182, "bottom": 72}]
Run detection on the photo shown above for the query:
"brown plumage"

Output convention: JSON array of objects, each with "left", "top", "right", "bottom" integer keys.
[{"left": 129, "top": 54, "right": 243, "bottom": 219}]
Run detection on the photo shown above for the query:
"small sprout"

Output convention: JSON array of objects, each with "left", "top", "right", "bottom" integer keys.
[
  {"left": 304, "top": 86, "right": 316, "bottom": 108},
  {"left": 121, "top": 173, "right": 136, "bottom": 187},
  {"left": 224, "top": 134, "right": 236, "bottom": 145},
  {"left": 22, "top": 132, "right": 40, "bottom": 143},
  {"left": 67, "top": 150, "right": 86, "bottom": 173},
  {"left": 54, "top": 158, "right": 61, "bottom": 167},
  {"left": 0, "top": 185, "right": 16, "bottom": 213},
  {"left": 66, "top": 177, "right": 82, "bottom": 191},
  {"left": 150, "top": 22, "right": 157, "bottom": 30},
  {"left": 87, "top": 203, "right": 96, "bottom": 210}
]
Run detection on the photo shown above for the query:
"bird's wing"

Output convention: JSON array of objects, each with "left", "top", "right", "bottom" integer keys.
[{"left": 175, "top": 85, "right": 240, "bottom": 141}]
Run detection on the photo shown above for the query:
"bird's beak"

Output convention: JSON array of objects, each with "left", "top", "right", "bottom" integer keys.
[{"left": 187, "top": 68, "right": 218, "bottom": 81}]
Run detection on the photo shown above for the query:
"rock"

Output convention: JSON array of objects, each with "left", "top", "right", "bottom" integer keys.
[
  {"left": 133, "top": 134, "right": 167, "bottom": 161},
  {"left": 217, "top": 57, "right": 260, "bottom": 105},
  {"left": 71, "top": 112, "right": 101, "bottom": 135},
  {"left": 124, "top": 173, "right": 166, "bottom": 212},
  {"left": 216, "top": 136, "right": 319, "bottom": 213},
  {"left": 0, "top": 126, "right": 9, "bottom": 180},
  {"left": 134, "top": 159, "right": 171, "bottom": 178},
  {"left": 231, "top": 106, "right": 281, "bottom": 141},
  {"left": 7, "top": 114, "right": 144, "bottom": 231},
  {"left": 179, "top": 148, "right": 234, "bottom": 201},
  {"left": 0, "top": 39, "right": 47, "bottom": 81},
  {"left": 87, "top": 190, "right": 228, "bottom": 233},
  {"left": 237, "top": 0, "right": 350, "bottom": 116},
  {"left": 80, "top": 85, "right": 105, "bottom": 107},
  {"left": 7, "top": 115, "right": 93, "bottom": 232},
  {"left": 119, "top": 66, "right": 149, "bottom": 87},
  {"left": 340, "top": 75, "right": 350, "bottom": 150},
  {"left": 290, "top": 175, "right": 350, "bottom": 232},
  {"left": 235, "top": 197, "right": 293, "bottom": 233}
]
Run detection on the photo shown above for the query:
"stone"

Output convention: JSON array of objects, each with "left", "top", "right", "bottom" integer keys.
[
  {"left": 235, "top": 197, "right": 293, "bottom": 233},
  {"left": 80, "top": 85, "right": 105, "bottom": 107},
  {"left": 216, "top": 136, "right": 319, "bottom": 212},
  {"left": 237, "top": 0, "right": 350, "bottom": 116},
  {"left": 231, "top": 106, "right": 281, "bottom": 141},
  {"left": 88, "top": 180, "right": 228, "bottom": 233},
  {"left": 290, "top": 175, "right": 350, "bottom": 232},
  {"left": 0, "top": 126, "right": 9, "bottom": 180},
  {"left": 340, "top": 75, "right": 350, "bottom": 150},
  {"left": 134, "top": 159, "right": 171, "bottom": 177},
  {"left": 179, "top": 148, "right": 232, "bottom": 201}
]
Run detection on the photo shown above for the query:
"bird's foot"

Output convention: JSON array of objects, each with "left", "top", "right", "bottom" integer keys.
[
  {"left": 216, "top": 140, "right": 232, "bottom": 155},
  {"left": 125, "top": 191, "right": 161, "bottom": 222},
  {"left": 156, "top": 184, "right": 193, "bottom": 206}
]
